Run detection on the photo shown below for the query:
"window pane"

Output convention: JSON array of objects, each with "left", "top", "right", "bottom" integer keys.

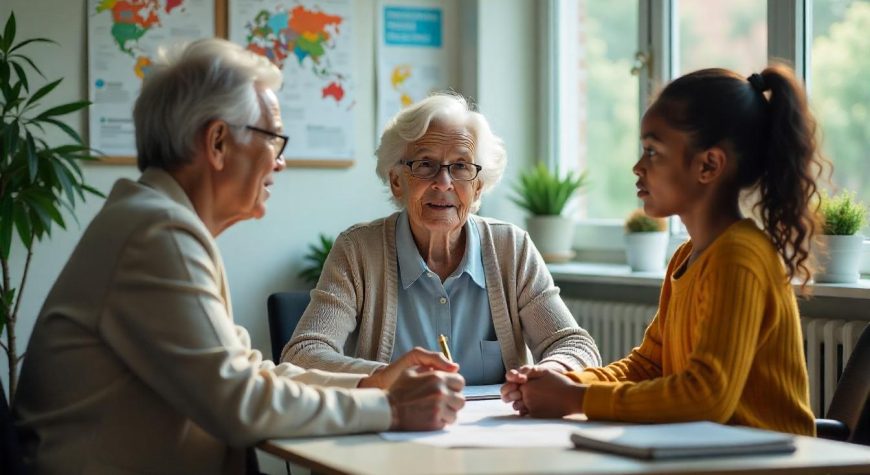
[
  {"left": 575, "top": 0, "right": 639, "bottom": 219},
  {"left": 811, "top": 0, "right": 870, "bottom": 218},
  {"left": 677, "top": 0, "right": 767, "bottom": 76}
]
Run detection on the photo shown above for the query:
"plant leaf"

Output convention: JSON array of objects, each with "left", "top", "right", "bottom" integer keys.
[
  {"left": 35, "top": 100, "right": 90, "bottom": 120},
  {"left": 1, "top": 12, "right": 16, "bottom": 53},
  {"left": 25, "top": 78, "right": 62, "bottom": 108},
  {"left": 0, "top": 194, "right": 13, "bottom": 260}
]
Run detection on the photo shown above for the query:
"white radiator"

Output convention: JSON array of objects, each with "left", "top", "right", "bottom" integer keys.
[{"left": 564, "top": 298, "right": 869, "bottom": 417}]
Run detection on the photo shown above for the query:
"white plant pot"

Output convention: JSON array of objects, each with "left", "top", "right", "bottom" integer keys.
[
  {"left": 813, "top": 234, "right": 864, "bottom": 284},
  {"left": 526, "top": 215, "right": 575, "bottom": 263},
  {"left": 625, "top": 232, "right": 669, "bottom": 272}
]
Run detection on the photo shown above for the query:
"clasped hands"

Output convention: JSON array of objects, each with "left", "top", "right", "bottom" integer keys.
[{"left": 499, "top": 364, "right": 588, "bottom": 418}]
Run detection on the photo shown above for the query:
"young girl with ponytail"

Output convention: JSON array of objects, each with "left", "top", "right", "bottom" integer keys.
[{"left": 502, "top": 65, "right": 822, "bottom": 436}]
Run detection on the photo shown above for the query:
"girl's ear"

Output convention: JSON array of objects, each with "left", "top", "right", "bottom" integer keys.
[
  {"left": 204, "top": 120, "right": 230, "bottom": 171},
  {"left": 696, "top": 146, "right": 727, "bottom": 184}
]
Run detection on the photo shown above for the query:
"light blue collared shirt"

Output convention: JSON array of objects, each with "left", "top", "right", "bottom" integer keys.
[{"left": 392, "top": 211, "right": 505, "bottom": 385}]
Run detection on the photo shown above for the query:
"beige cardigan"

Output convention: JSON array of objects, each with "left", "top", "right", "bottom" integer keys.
[
  {"left": 14, "top": 169, "right": 390, "bottom": 475},
  {"left": 283, "top": 213, "right": 601, "bottom": 374}
]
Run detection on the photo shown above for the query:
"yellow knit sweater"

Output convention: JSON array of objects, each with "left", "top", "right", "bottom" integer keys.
[{"left": 567, "top": 219, "right": 815, "bottom": 436}]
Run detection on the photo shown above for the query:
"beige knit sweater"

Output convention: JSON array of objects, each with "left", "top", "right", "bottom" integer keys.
[{"left": 283, "top": 212, "right": 601, "bottom": 374}]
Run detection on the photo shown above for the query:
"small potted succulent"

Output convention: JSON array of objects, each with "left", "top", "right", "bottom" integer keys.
[
  {"left": 624, "top": 209, "right": 668, "bottom": 272},
  {"left": 511, "top": 163, "right": 588, "bottom": 262},
  {"left": 814, "top": 191, "right": 867, "bottom": 283}
]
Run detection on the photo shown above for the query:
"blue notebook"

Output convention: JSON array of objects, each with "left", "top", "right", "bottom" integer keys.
[{"left": 570, "top": 421, "right": 796, "bottom": 460}]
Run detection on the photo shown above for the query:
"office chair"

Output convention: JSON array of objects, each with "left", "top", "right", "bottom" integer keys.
[
  {"left": 1, "top": 382, "right": 24, "bottom": 475},
  {"left": 816, "top": 323, "right": 870, "bottom": 445},
  {"left": 267, "top": 291, "right": 312, "bottom": 362}
]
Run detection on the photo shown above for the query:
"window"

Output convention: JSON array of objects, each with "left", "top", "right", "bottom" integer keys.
[
  {"left": 810, "top": 0, "right": 870, "bottom": 232},
  {"left": 552, "top": 0, "right": 639, "bottom": 220},
  {"left": 677, "top": 0, "right": 767, "bottom": 76}
]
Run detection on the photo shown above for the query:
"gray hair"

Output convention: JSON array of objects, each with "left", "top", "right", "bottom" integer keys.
[
  {"left": 375, "top": 92, "right": 507, "bottom": 212},
  {"left": 133, "top": 38, "right": 282, "bottom": 171}
]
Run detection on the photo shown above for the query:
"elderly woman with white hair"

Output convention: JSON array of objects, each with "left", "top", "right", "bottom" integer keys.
[{"left": 283, "top": 93, "right": 601, "bottom": 387}]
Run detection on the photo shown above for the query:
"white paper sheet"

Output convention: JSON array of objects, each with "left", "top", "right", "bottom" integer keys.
[{"left": 380, "top": 399, "right": 594, "bottom": 448}]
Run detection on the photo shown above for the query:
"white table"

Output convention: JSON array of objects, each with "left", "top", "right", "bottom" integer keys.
[{"left": 260, "top": 401, "right": 870, "bottom": 475}]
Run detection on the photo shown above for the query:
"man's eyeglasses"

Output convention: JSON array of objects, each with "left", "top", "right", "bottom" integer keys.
[
  {"left": 400, "top": 159, "right": 482, "bottom": 181},
  {"left": 244, "top": 125, "right": 288, "bottom": 160}
]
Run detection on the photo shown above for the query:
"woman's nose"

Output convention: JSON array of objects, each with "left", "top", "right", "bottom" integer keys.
[{"left": 431, "top": 166, "right": 454, "bottom": 189}]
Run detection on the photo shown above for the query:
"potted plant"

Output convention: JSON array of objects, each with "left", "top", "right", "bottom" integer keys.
[
  {"left": 298, "top": 233, "right": 334, "bottom": 286},
  {"left": 511, "top": 163, "right": 588, "bottom": 262},
  {"left": 814, "top": 190, "right": 867, "bottom": 283},
  {"left": 624, "top": 209, "right": 668, "bottom": 272},
  {"left": 1, "top": 13, "right": 103, "bottom": 397}
]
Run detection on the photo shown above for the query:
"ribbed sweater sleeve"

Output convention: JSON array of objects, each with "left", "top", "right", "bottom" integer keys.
[
  {"left": 581, "top": 258, "right": 766, "bottom": 423},
  {"left": 566, "top": 311, "right": 663, "bottom": 384}
]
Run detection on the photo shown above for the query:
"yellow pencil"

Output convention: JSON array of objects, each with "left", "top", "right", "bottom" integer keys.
[{"left": 438, "top": 334, "right": 453, "bottom": 362}]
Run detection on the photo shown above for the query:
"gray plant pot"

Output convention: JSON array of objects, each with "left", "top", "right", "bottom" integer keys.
[
  {"left": 814, "top": 234, "right": 865, "bottom": 283},
  {"left": 526, "top": 215, "right": 575, "bottom": 263}
]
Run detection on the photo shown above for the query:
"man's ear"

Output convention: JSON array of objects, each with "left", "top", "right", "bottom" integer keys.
[
  {"left": 203, "top": 120, "right": 230, "bottom": 171},
  {"left": 389, "top": 169, "right": 404, "bottom": 199},
  {"left": 473, "top": 178, "right": 483, "bottom": 201},
  {"left": 696, "top": 146, "right": 727, "bottom": 184}
]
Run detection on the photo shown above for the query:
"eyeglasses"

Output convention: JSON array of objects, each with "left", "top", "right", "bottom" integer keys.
[
  {"left": 400, "top": 159, "right": 482, "bottom": 181},
  {"left": 244, "top": 125, "right": 288, "bottom": 160}
]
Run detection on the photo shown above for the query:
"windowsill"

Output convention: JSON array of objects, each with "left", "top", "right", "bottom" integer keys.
[{"left": 548, "top": 261, "right": 870, "bottom": 300}]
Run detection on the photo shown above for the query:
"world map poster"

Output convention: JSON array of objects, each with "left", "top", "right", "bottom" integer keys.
[
  {"left": 229, "top": 0, "right": 354, "bottom": 163},
  {"left": 88, "top": 0, "right": 215, "bottom": 158}
]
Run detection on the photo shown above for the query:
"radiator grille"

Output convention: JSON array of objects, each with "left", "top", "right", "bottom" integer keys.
[{"left": 564, "top": 298, "right": 869, "bottom": 417}]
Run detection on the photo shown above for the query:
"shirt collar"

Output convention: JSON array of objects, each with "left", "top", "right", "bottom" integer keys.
[{"left": 395, "top": 211, "right": 486, "bottom": 290}]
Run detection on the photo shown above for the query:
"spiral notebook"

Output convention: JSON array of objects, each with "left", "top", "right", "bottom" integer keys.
[{"left": 570, "top": 421, "right": 796, "bottom": 460}]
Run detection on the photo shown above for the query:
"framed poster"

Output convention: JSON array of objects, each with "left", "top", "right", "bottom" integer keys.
[
  {"left": 87, "top": 0, "right": 224, "bottom": 165},
  {"left": 228, "top": 0, "right": 355, "bottom": 168}
]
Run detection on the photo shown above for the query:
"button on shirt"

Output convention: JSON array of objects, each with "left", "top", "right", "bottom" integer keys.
[{"left": 392, "top": 211, "right": 506, "bottom": 385}]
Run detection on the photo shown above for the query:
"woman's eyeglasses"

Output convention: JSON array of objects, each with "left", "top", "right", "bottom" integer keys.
[{"left": 400, "top": 159, "right": 482, "bottom": 181}]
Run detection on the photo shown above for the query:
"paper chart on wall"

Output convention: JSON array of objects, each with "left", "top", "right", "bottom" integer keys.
[
  {"left": 228, "top": 0, "right": 355, "bottom": 162},
  {"left": 87, "top": 0, "right": 215, "bottom": 157},
  {"left": 376, "top": 0, "right": 456, "bottom": 138}
]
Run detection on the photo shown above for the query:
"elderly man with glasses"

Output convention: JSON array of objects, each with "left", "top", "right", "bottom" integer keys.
[
  {"left": 283, "top": 93, "right": 602, "bottom": 394},
  {"left": 14, "top": 39, "right": 466, "bottom": 475}
]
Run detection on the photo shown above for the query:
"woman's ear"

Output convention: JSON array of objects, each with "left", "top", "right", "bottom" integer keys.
[
  {"left": 696, "top": 146, "right": 727, "bottom": 184},
  {"left": 203, "top": 120, "right": 230, "bottom": 171},
  {"left": 389, "top": 169, "right": 404, "bottom": 199}
]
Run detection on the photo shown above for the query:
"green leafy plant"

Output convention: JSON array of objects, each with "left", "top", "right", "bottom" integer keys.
[
  {"left": 298, "top": 234, "right": 334, "bottom": 286},
  {"left": 1, "top": 13, "right": 103, "bottom": 396},
  {"left": 625, "top": 209, "right": 667, "bottom": 233},
  {"left": 511, "top": 163, "right": 588, "bottom": 216},
  {"left": 820, "top": 190, "right": 868, "bottom": 235}
]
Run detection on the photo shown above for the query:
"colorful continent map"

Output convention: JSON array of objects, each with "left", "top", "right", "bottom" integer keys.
[
  {"left": 95, "top": 0, "right": 185, "bottom": 79},
  {"left": 244, "top": 6, "right": 346, "bottom": 103}
]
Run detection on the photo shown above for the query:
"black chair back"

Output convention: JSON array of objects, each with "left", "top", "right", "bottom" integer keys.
[
  {"left": 817, "top": 323, "right": 870, "bottom": 445},
  {"left": 267, "top": 291, "right": 312, "bottom": 362},
  {"left": 1, "top": 381, "right": 24, "bottom": 475}
]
